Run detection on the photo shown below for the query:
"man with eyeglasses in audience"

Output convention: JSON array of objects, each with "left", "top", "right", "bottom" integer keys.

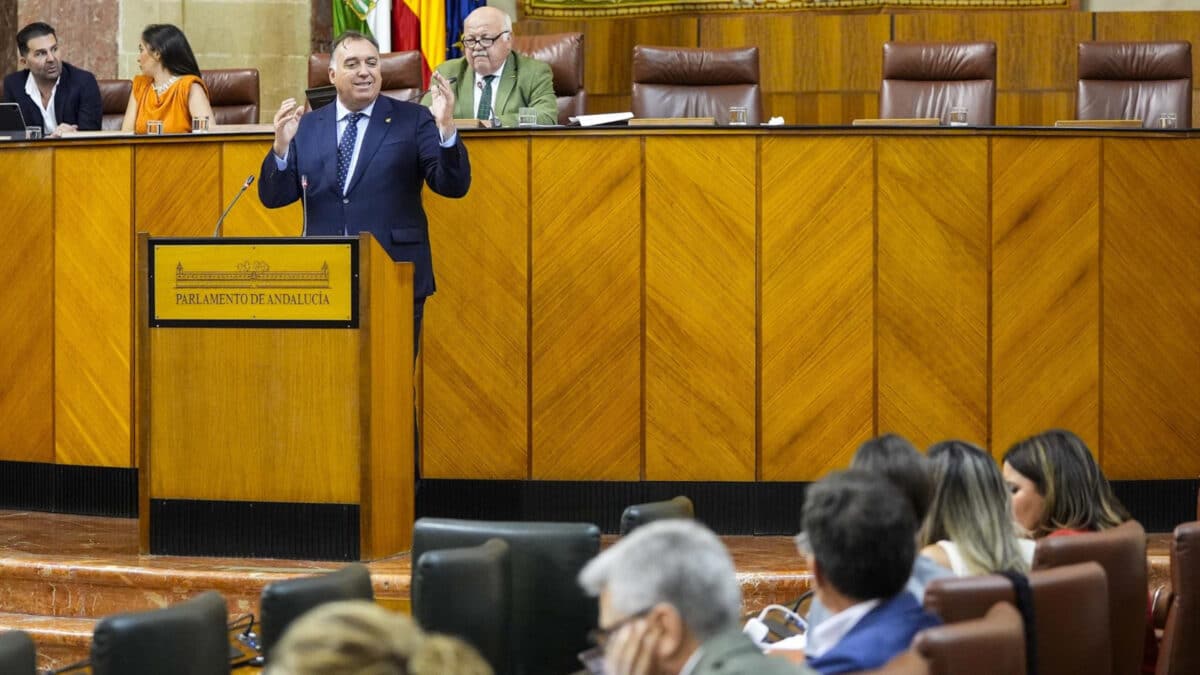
[
  {"left": 420, "top": 6, "right": 557, "bottom": 127},
  {"left": 577, "top": 520, "right": 800, "bottom": 675}
]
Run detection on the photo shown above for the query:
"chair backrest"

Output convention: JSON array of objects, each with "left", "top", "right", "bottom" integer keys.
[
  {"left": 1077, "top": 41, "right": 1192, "bottom": 128},
  {"left": 412, "top": 538, "right": 511, "bottom": 673},
  {"left": 97, "top": 79, "right": 132, "bottom": 131},
  {"left": 0, "top": 630, "right": 36, "bottom": 675},
  {"left": 1032, "top": 520, "right": 1147, "bottom": 675},
  {"left": 924, "top": 562, "right": 1112, "bottom": 675},
  {"left": 259, "top": 563, "right": 374, "bottom": 661},
  {"left": 631, "top": 45, "right": 763, "bottom": 125},
  {"left": 511, "top": 32, "right": 585, "bottom": 125},
  {"left": 308, "top": 51, "right": 424, "bottom": 103},
  {"left": 619, "top": 495, "right": 695, "bottom": 535},
  {"left": 412, "top": 517, "right": 601, "bottom": 675},
  {"left": 914, "top": 602, "right": 1026, "bottom": 675},
  {"left": 1157, "top": 521, "right": 1200, "bottom": 675},
  {"left": 201, "top": 68, "right": 260, "bottom": 124},
  {"left": 880, "top": 41, "right": 997, "bottom": 125},
  {"left": 90, "top": 591, "right": 229, "bottom": 675}
]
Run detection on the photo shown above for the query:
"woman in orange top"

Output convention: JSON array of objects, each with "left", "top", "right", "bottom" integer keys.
[{"left": 121, "top": 24, "right": 214, "bottom": 134}]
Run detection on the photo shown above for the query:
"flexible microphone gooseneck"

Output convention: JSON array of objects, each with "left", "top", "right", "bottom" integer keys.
[
  {"left": 300, "top": 174, "right": 309, "bottom": 237},
  {"left": 212, "top": 175, "right": 255, "bottom": 237}
]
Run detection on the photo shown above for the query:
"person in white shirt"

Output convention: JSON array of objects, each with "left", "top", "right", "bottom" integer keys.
[{"left": 2, "top": 22, "right": 102, "bottom": 135}]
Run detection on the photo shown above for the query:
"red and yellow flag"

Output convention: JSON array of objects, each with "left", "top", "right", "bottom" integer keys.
[{"left": 392, "top": 0, "right": 445, "bottom": 88}]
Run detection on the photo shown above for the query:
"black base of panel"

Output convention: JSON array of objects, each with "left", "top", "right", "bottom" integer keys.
[
  {"left": 149, "top": 499, "right": 360, "bottom": 561},
  {"left": 0, "top": 461, "right": 136, "bottom": 517}
]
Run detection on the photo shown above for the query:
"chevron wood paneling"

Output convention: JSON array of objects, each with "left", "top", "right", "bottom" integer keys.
[
  {"left": 644, "top": 137, "right": 755, "bottom": 481},
  {"left": 761, "top": 137, "right": 874, "bottom": 481},
  {"left": 992, "top": 137, "right": 1099, "bottom": 456},
  {"left": 877, "top": 136, "right": 988, "bottom": 449},
  {"left": 0, "top": 149, "right": 54, "bottom": 463},
  {"left": 55, "top": 147, "right": 133, "bottom": 467},
  {"left": 531, "top": 136, "right": 640, "bottom": 480},
  {"left": 134, "top": 143, "right": 221, "bottom": 235},
  {"left": 423, "top": 138, "right": 528, "bottom": 479},
  {"left": 1102, "top": 138, "right": 1200, "bottom": 479},
  {"left": 220, "top": 141, "right": 301, "bottom": 237}
]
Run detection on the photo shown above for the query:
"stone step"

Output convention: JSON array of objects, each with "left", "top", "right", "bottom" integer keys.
[{"left": 0, "top": 611, "right": 94, "bottom": 671}]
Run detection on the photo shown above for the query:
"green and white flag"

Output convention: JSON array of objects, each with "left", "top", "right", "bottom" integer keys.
[{"left": 333, "top": 0, "right": 375, "bottom": 40}]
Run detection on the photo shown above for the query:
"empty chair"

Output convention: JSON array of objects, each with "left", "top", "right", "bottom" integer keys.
[
  {"left": 97, "top": 79, "right": 132, "bottom": 131},
  {"left": 631, "top": 45, "right": 762, "bottom": 125},
  {"left": 619, "top": 495, "right": 695, "bottom": 535},
  {"left": 259, "top": 563, "right": 374, "bottom": 662},
  {"left": 880, "top": 41, "right": 997, "bottom": 125},
  {"left": 1155, "top": 522, "right": 1200, "bottom": 675},
  {"left": 201, "top": 68, "right": 260, "bottom": 124},
  {"left": 308, "top": 51, "right": 424, "bottom": 103},
  {"left": 90, "top": 591, "right": 229, "bottom": 675},
  {"left": 511, "top": 32, "right": 585, "bottom": 124},
  {"left": 0, "top": 630, "right": 36, "bottom": 675},
  {"left": 1076, "top": 41, "right": 1192, "bottom": 128},
  {"left": 1032, "top": 519, "right": 1147, "bottom": 675},
  {"left": 412, "top": 538, "right": 510, "bottom": 673},
  {"left": 924, "top": 562, "right": 1112, "bottom": 675},
  {"left": 914, "top": 602, "right": 1026, "bottom": 675},
  {"left": 412, "top": 517, "right": 601, "bottom": 675}
]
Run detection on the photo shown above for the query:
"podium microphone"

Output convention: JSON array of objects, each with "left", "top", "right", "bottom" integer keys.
[
  {"left": 213, "top": 175, "right": 255, "bottom": 237},
  {"left": 300, "top": 175, "right": 309, "bottom": 237}
]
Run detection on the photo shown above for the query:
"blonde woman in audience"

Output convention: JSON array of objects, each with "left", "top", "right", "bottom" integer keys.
[
  {"left": 265, "top": 600, "right": 492, "bottom": 675},
  {"left": 920, "top": 440, "right": 1034, "bottom": 576},
  {"left": 1001, "top": 429, "right": 1130, "bottom": 539}
]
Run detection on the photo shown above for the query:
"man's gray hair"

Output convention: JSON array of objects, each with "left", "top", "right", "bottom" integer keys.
[{"left": 578, "top": 520, "right": 741, "bottom": 642}]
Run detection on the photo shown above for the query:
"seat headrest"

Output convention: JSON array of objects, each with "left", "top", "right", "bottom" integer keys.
[
  {"left": 1078, "top": 41, "right": 1192, "bottom": 80},
  {"left": 633, "top": 46, "right": 760, "bottom": 86},
  {"left": 259, "top": 563, "right": 375, "bottom": 660},
  {"left": 201, "top": 68, "right": 259, "bottom": 105},
  {"left": 513, "top": 32, "right": 584, "bottom": 93},
  {"left": 883, "top": 42, "right": 997, "bottom": 81},
  {"left": 91, "top": 591, "right": 229, "bottom": 675}
]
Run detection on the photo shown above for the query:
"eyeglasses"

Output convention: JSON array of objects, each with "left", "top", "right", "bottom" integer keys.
[
  {"left": 576, "top": 607, "right": 653, "bottom": 675},
  {"left": 461, "top": 31, "right": 510, "bottom": 48}
]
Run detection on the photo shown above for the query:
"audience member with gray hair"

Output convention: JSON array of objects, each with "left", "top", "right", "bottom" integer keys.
[
  {"left": 801, "top": 470, "right": 940, "bottom": 674},
  {"left": 577, "top": 520, "right": 799, "bottom": 675}
]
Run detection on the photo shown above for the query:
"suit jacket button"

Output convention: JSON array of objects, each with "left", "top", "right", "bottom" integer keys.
[{"left": 342, "top": 198, "right": 350, "bottom": 204}]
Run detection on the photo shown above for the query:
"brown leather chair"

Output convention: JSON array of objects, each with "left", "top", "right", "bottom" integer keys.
[
  {"left": 308, "top": 51, "right": 424, "bottom": 103},
  {"left": 1077, "top": 41, "right": 1192, "bottom": 128},
  {"left": 917, "top": 602, "right": 1026, "bottom": 675},
  {"left": 512, "top": 32, "right": 585, "bottom": 125},
  {"left": 924, "top": 562, "right": 1112, "bottom": 675},
  {"left": 1156, "top": 522, "right": 1200, "bottom": 675},
  {"left": 880, "top": 41, "right": 997, "bottom": 126},
  {"left": 1032, "top": 520, "right": 1147, "bottom": 675},
  {"left": 201, "top": 68, "right": 259, "bottom": 124},
  {"left": 631, "top": 45, "right": 762, "bottom": 125},
  {"left": 98, "top": 79, "right": 132, "bottom": 131}
]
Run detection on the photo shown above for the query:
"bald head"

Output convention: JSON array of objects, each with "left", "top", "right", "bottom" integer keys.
[{"left": 462, "top": 6, "right": 512, "bottom": 76}]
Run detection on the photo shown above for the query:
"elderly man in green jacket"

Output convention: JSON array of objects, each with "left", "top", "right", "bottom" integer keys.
[{"left": 421, "top": 6, "right": 557, "bottom": 127}]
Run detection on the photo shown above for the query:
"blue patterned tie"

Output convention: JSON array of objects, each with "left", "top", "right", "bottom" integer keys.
[{"left": 337, "top": 111, "right": 362, "bottom": 194}]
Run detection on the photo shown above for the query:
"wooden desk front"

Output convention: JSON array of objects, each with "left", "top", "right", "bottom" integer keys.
[{"left": 1, "top": 127, "right": 1196, "bottom": 483}]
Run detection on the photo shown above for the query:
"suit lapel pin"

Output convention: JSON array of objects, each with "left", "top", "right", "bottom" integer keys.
[{"left": 385, "top": 117, "right": 391, "bottom": 123}]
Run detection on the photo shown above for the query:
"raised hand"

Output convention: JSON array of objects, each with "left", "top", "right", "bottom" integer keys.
[
  {"left": 428, "top": 71, "right": 456, "bottom": 139},
  {"left": 272, "top": 98, "right": 305, "bottom": 158}
]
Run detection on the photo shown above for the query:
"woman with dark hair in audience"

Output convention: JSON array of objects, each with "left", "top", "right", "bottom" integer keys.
[
  {"left": 1002, "top": 428, "right": 1130, "bottom": 538},
  {"left": 921, "top": 440, "right": 1033, "bottom": 576},
  {"left": 122, "top": 23, "right": 214, "bottom": 134}
]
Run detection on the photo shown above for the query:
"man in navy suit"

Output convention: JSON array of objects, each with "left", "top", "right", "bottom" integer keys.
[
  {"left": 258, "top": 30, "right": 470, "bottom": 351},
  {"left": 801, "top": 470, "right": 941, "bottom": 674},
  {"left": 2, "top": 22, "right": 102, "bottom": 135}
]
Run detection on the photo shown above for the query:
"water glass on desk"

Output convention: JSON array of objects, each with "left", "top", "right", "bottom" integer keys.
[
  {"left": 728, "top": 106, "right": 749, "bottom": 126},
  {"left": 146, "top": 120, "right": 164, "bottom": 135},
  {"left": 1158, "top": 112, "right": 1178, "bottom": 129},
  {"left": 192, "top": 115, "right": 210, "bottom": 133},
  {"left": 949, "top": 106, "right": 969, "bottom": 126},
  {"left": 24, "top": 126, "right": 42, "bottom": 140},
  {"left": 518, "top": 107, "right": 537, "bottom": 127}
]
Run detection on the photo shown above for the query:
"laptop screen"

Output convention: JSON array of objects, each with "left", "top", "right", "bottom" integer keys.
[{"left": 0, "top": 103, "right": 27, "bottom": 133}]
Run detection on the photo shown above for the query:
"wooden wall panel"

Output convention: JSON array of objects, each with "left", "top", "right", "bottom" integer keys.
[
  {"left": 991, "top": 137, "right": 1099, "bottom": 456},
  {"left": 423, "top": 138, "right": 529, "bottom": 479},
  {"left": 893, "top": 11, "right": 1091, "bottom": 91},
  {"left": 644, "top": 136, "right": 755, "bottom": 481},
  {"left": 55, "top": 147, "right": 133, "bottom": 467},
  {"left": 134, "top": 143, "right": 221, "bottom": 236},
  {"left": 520, "top": 17, "right": 699, "bottom": 97},
  {"left": 531, "top": 136, "right": 640, "bottom": 480},
  {"left": 996, "top": 92, "right": 1076, "bottom": 128},
  {"left": 761, "top": 137, "right": 874, "bottom": 480},
  {"left": 0, "top": 148, "right": 54, "bottom": 463},
  {"left": 1102, "top": 138, "right": 1200, "bottom": 479},
  {"left": 1096, "top": 12, "right": 1200, "bottom": 83},
  {"left": 221, "top": 141, "right": 302, "bottom": 237},
  {"left": 877, "top": 136, "right": 988, "bottom": 449}
]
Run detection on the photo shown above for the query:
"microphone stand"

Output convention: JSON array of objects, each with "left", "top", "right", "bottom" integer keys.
[{"left": 213, "top": 175, "right": 256, "bottom": 237}]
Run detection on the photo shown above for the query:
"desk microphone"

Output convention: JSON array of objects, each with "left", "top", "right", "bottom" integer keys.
[
  {"left": 300, "top": 174, "right": 309, "bottom": 237},
  {"left": 213, "top": 175, "right": 255, "bottom": 237}
]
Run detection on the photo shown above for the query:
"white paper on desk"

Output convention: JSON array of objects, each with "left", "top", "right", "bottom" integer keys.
[{"left": 569, "top": 112, "right": 634, "bottom": 127}]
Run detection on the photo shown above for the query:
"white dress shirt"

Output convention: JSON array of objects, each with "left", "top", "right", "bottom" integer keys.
[
  {"left": 472, "top": 60, "right": 506, "bottom": 119},
  {"left": 23, "top": 72, "right": 58, "bottom": 132},
  {"left": 803, "top": 598, "right": 881, "bottom": 658}
]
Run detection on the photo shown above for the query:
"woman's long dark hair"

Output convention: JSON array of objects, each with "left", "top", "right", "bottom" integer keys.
[{"left": 142, "top": 24, "right": 201, "bottom": 79}]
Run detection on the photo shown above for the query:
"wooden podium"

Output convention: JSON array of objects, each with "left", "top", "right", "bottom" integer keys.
[{"left": 134, "top": 233, "right": 413, "bottom": 561}]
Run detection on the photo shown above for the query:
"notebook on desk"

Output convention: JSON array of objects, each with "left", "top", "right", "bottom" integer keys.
[
  {"left": 1053, "top": 119, "right": 1143, "bottom": 129},
  {"left": 0, "top": 103, "right": 29, "bottom": 139}
]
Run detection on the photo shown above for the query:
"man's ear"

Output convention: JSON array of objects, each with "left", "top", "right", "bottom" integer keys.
[
  {"left": 18, "top": 55, "right": 27, "bottom": 69},
  {"left": 651, "top": 602, "right": 687, "bottom": 661},
  {"left": 328, "top": 66, "right": 336, "bottom": 85}
]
